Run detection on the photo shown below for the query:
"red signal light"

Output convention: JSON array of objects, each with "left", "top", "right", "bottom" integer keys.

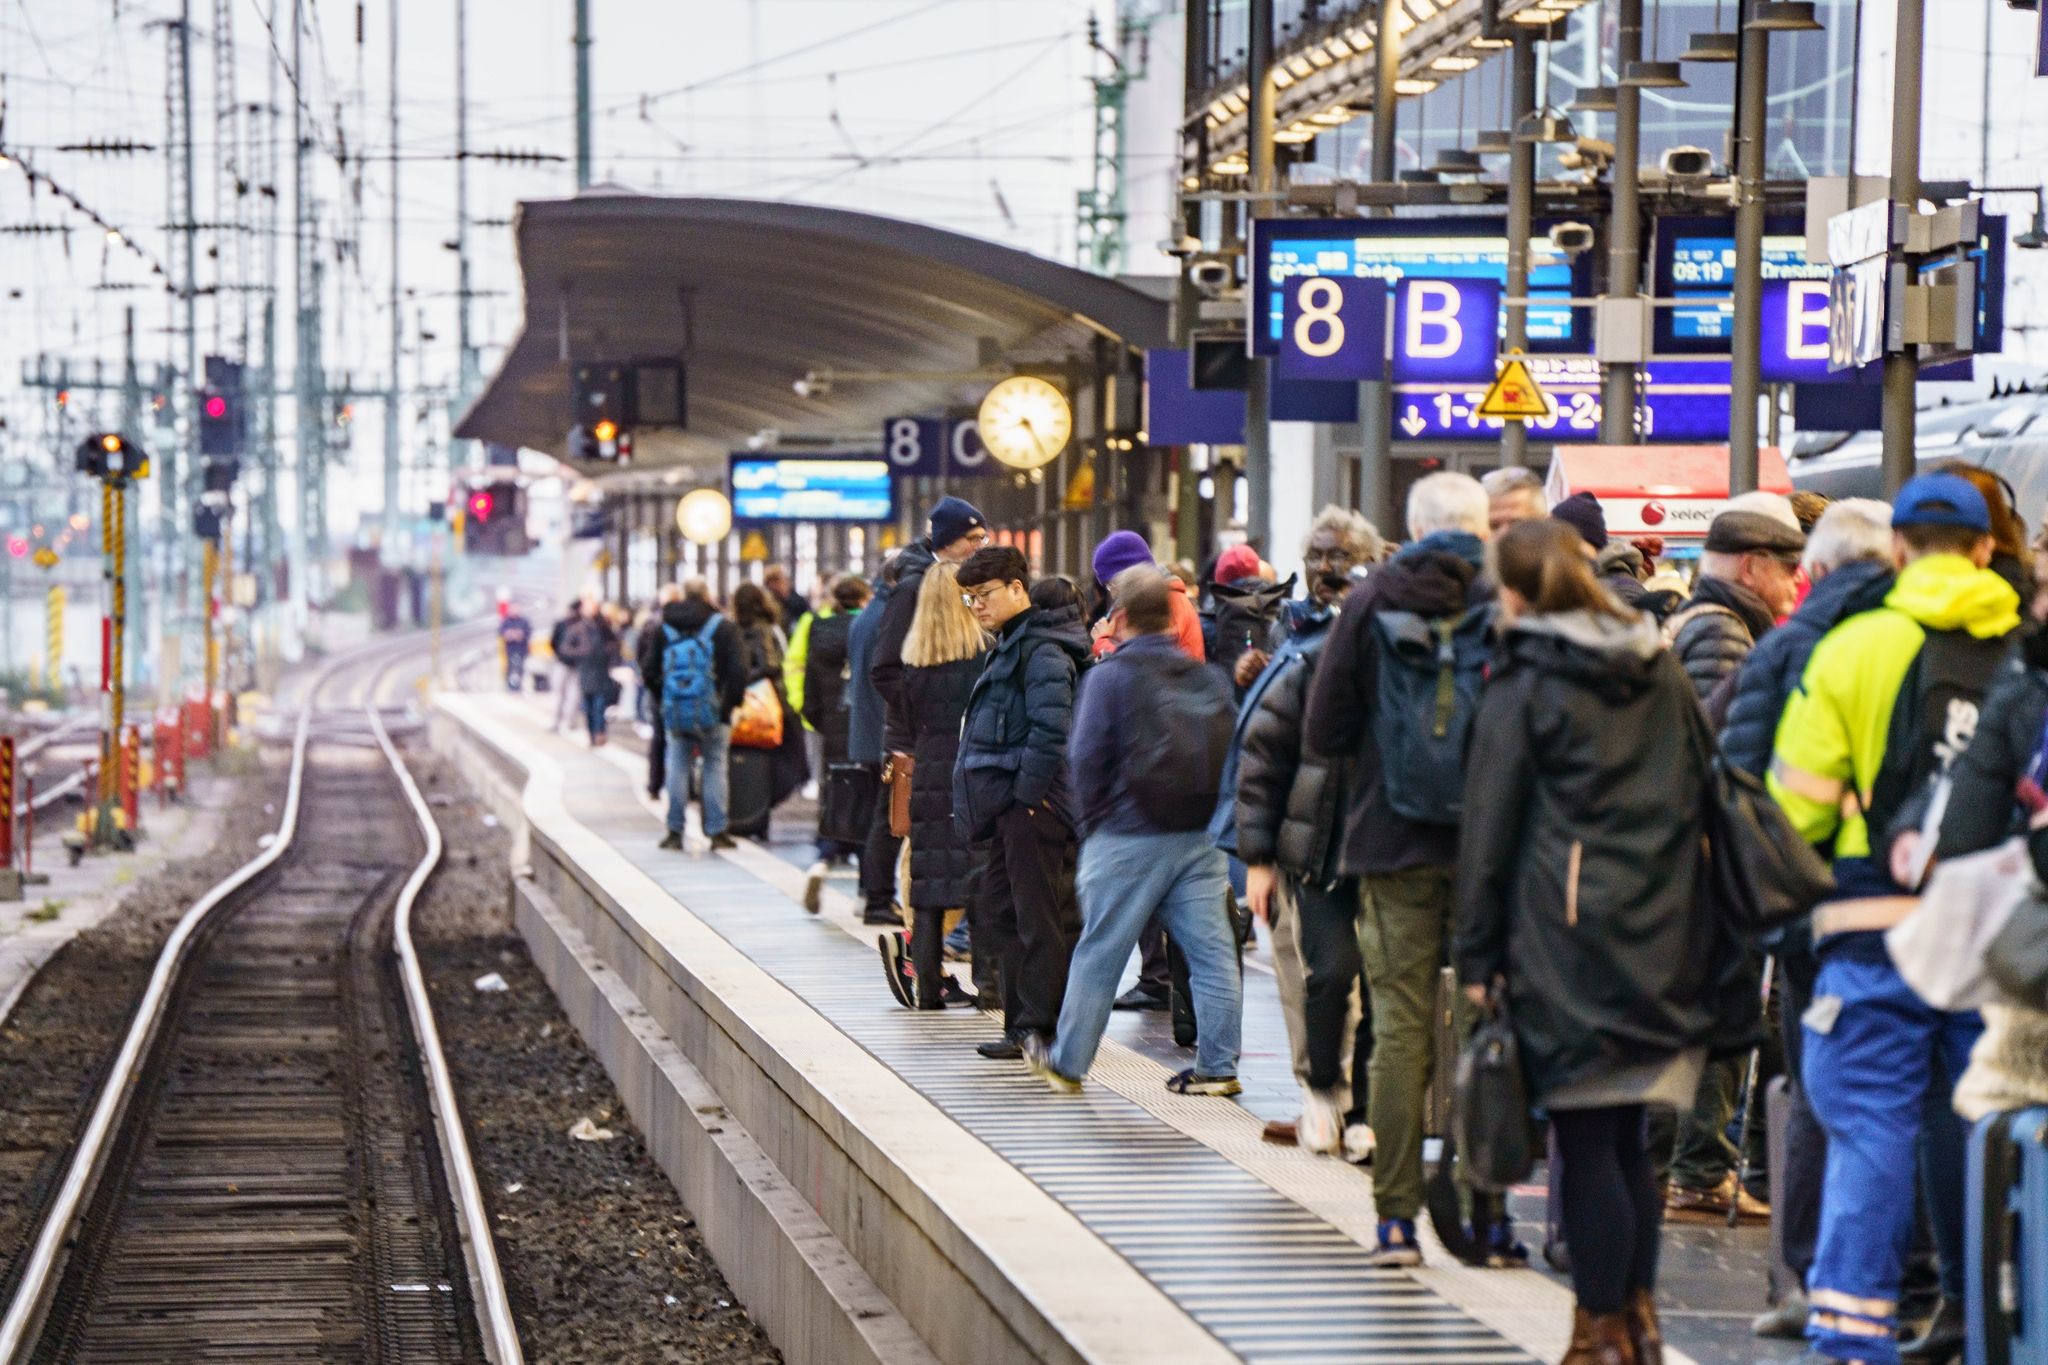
[
  {"left": 467, "top": 490, "right": 494, "bottom": 524},
  {"left": 6, "top": 538, "right": 25, "bottom": 559},
  {"left": 204, "top": 394, "right": 228, "bottom": 420}
]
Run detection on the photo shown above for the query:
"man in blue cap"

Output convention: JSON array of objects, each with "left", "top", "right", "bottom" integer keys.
[{"left": 1767, "top": 471, "right": 2023, "bottom": 1365}]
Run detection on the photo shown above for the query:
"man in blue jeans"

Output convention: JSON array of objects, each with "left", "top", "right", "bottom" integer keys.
[
  {"left": 1029, "top": 567, "right": 1243, "bottom": 1096},
  {"left": 646, "top": 578, "right": 748, "bottom": 853}
]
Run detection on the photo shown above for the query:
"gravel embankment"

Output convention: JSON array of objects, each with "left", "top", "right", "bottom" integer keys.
[{"left": 407, "top": 756, "right": 782, "bottom": 1364}]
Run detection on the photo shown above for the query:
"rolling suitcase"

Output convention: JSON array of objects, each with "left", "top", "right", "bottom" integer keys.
[
  {"left": 1969, "top": 1106, "right": 2048, "bottom": 1365},
  {"left": 726, "top": 747, "right": 773, "bottom": 839}
]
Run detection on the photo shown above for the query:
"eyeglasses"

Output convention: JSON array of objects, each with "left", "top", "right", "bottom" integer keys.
[
  {"left": 961, "top": 528, "right": 992, "bottom": 548},
  {"left": 1304, "top": 548, "right": 1356, "bottom": 569},
  {"left": 961, "top": 585, "right": 1007, "bottom": 607}
]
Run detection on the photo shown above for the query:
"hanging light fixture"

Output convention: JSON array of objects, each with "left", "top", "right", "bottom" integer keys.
[
  {"left": 1514, "top": 108, "right": 1578, "bottom": 143},
  {"left": 1567, "top": 84, "right": 1619, "bottom": 112},
  {"left": 1748, "top": 1, "right": 1823, "bottom": 30},
  {"left": 1621, "top": 0, "right": 1688, "bottom": 88},
  {"left": 1474, "top": 128, "right": 1514, "bottom": 154},
  {"left": 1428, "top": 49, "right": 1483, "bottom": 175},
  {"left": 1681, "top": 0, "right": 1741, "bottom": 60}
]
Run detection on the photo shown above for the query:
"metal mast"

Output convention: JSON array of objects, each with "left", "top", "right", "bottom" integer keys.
[
  {"left": 291, "top": 0, "right": 322, "bottom": 617},
  {"left": 455, "top": 0, "right": 477, "bottom": 465},
  {"left": 574, "top": 0, "right": 593, "bottom": 190},
  {"left": 385, "top": 0, "right": 403, "bottom": 546}
]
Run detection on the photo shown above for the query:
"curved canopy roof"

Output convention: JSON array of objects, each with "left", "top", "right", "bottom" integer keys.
[{"left": 455, "top": 194, "right": 1170, "bottom": 471}]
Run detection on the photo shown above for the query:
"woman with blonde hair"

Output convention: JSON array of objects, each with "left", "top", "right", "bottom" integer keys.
[{"left": 879, "top": 560, "right": 991, "bottom": 1008}]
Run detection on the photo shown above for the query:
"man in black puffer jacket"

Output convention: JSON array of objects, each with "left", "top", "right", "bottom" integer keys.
[
  {"left": 954, "top": 545, "right": 1091, "bottom": 1060},
  {"left": 1667, "top": 498, "right": 1805, "bottom": 713}
]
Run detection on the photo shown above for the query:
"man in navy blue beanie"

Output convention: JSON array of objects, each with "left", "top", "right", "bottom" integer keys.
[{"left": 855, "top": 496, "right": 990, "bottom": 924}]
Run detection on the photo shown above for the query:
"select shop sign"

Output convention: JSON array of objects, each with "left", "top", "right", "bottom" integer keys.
[{"left": 1601, "top": 497, "right": 1736, "bottom": 537}]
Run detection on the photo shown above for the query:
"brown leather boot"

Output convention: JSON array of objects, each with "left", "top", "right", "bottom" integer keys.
[
  {"left": 1625, "top": 1289, "right": 1664, "bottom": 1365},
  {"left": 1560, "top": 1306, "right": 1638, "bottom": 1365}
]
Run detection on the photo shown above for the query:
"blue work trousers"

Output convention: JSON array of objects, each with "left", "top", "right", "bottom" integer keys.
[
  {"left": 1802, "top": 947, "right": 1981, "bottom": 1364},
  {"left": 1051, "top": 829, "right": 1241, "bottom": 1081},
  {"left": 666, "top": 724, "right": 731, "bottom": 838}
]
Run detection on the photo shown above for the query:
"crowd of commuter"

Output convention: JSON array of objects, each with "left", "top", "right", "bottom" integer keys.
[{"left": 531, "top": 458, "right": 2048, "bottom": 1365}]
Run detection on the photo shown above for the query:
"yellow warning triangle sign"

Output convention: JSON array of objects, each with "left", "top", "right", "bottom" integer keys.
[{"left": 1476, "top": 354, "right": 1551, "bottom": 421}]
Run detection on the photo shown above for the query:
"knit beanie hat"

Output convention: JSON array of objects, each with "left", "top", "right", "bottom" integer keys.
[
  {"left": 1092, "top": 529, "right": 1154, "bottom": 586},
  {"left": 927, "top": 496, "right": 987, "bottom": 551},
  {"left": 1214, "top": 544, "right": 1264, "bottom": 584},
  {"left": 1550, "top": 491, "right": 1609, "bottom": 550}
]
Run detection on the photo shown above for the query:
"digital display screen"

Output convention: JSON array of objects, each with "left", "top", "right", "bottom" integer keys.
[
  {"left": 1665, "top": 234, "right": 1824, "bottom": 341},
  {"left": 1250, "top": 218, "right": 1593, "bottom": 356},
  {"left": 728, "top": 456, "right": 893, "bottom": 522}
]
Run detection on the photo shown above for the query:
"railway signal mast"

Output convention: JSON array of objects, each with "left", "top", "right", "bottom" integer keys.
[{"left": 76, "top": 433, "right": 149, "bottom": 849}]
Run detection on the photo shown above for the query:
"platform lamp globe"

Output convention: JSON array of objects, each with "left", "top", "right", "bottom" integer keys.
[
  {"left": 976, "top": 376, "right": 1072, "bottom": 471},
  {"left": 676, "top": 487, "right": 733, "bottom": 546}
]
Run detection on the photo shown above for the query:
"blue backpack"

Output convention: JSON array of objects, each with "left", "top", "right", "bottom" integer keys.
[
  {"left": 1369, "top": 605, "right": 1492, "bottom": 825},
  {"left": 661, "top": 617, "right": 724, "bottom": 736}
]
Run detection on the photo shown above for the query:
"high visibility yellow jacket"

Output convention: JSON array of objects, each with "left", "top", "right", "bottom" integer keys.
[
  {"left": 783, "top": 605, "right": 834, "bottom": 726},
  {"left": 1768, "top": 553, "right": 2020, "bottom": 864}
]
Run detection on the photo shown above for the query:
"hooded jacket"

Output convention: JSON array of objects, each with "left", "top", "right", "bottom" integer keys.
[
  {"left": 1667, "top": 574, "right": 1778, "bottom": 701},
  {"left": 1093, "top": 576, "right": 1205, "bottom": 662},
  {"left": 1935, "top": 623, "right": 2048, "bottom": 870},
  {"left": 899, "top": 650, "right": 988, "bottom": 908},
  {"left": 1456, "top": 608, "right": 1749, "bottom": 1101},
  {"left": 953, "top": 603, "right": 1092, "bottom": 839},
  {"left": 637, "top": 598, "right": 748, "bottom": 720},
  {"left": 844, "top": 584, "right": 893, "bottom": 766},
  {"left": 869, "top": 537, "right": 939, "bottom": 742},
  {"left": 1769, "top": 553, "right": 2023, "bottom": 900},
  {"left": 1720, "top": 558, "right": 1894, "bottom": 779},
  {"left": 795, "top": 608, "right": 856, "bottom": 761},
  {"left": 1303, "top": 531, "right": 1489, "bottom": 876},
  {"left": 1209, "top": 605, "right": 1335, "bottom": 861}
]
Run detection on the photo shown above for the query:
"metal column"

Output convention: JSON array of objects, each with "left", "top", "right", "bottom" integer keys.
[
  {"left": 383, "top": 0, "right": 403, "bottom": 545},
  {"left": 1244, "top": 0, "right": 1275, "bottom": 550},
  {"left": 1501, "top": 31, "right": 1538, "bottom": 470},
  {"left": 573, "top": 0, "right": 592, "bottom": 190},
  {"left": 1880, "top": 0, "right": 1923, "bottom": 494},
  {"left": 1356, "top": 0, "right": 1402, "bottom": 534},
  {"left": 1601, "top": 0, "right": 1644, "bottom": 443},
  {"left": 1727, "top": 3, "right": 1769, "bottom": 493}
]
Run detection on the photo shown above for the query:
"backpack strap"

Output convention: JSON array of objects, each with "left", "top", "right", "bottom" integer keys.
[
  {"left": 1661, "top": 601, "right": 1741, "bottom": 649},
  {"left": 695, "top": 615, "right": 722, "bottom": 646}
]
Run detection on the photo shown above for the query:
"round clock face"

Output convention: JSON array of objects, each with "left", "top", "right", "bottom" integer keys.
[{"left": 976, "top": 376, "right": 1072, "bottom": 471}]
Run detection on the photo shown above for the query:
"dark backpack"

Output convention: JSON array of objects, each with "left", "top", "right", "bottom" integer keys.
[
  {"left": 559, "top": 616, "right": 598, "bottom": 661},
  {"left": 1124, "top": 648, "right": 1235, "bottom": 832},
  {"left": 661, "top": 617, "right": 724, "bottom": 736},
  {"left": 1863, "top": 623, "right": 2013, "bottom": 841},
  {"left": 1369, "top": 606, "right": 1492, "bottom": 825}
]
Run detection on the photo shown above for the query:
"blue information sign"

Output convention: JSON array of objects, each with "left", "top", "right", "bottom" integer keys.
[
  {"left": 1250, "top": 217, "right": 1592, "bottom": 359},
  {"left": 1392, "top": 358, "right": 1731, "bottom": 444},
  {"left": 1759, "top": 278, "right": 1836, "bottom": 384},
  {"left": 729, "top": 456, "right": 893, "bottom": 521},
  {"left": 1390, "top": 277, "right": 1500, "bottom": 383},
  {"left": 1277, "top": 276, "right": 1388, "bottom": 382}
]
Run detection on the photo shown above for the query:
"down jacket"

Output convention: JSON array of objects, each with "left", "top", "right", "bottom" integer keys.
[
  {"left": 954, "top": 603, "right": 1091, "bottom": 840},
  {"left": 1234, "top": 629, "right": 1348, "bottom": 884},
  {"left": 900, "top": 653, "right": 986, "bottom": 910},
  {"left": 1666, "top": 574, "right": 1777, "bottom": 703},
  {"left": 1456, "top": 608, "right": 1756, "bottom": 1102},
  {"left": 1718, "top": 559, "right": 1894, "bottom": 778}
]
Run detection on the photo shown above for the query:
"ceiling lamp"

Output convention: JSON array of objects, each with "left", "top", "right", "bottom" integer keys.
[
  {"left": 1680, "top": 30, "right": 1741, "bottom": 61},
  {"left": 1473, "top": 128, "right": 1515, "bottom": 155},
  {"left": 1620, "top": 60, "right": 1687, "bottom": 88},
  {"left": 1748, "top": 1, "right": 1823, "bottom": 29},
  {"left": 1310, "top": 105, "right": 1360, "bottom": 126},
  {"left": 1394, "top": 77, "right": 1439, "bottom": 95},
  {"left": 1513, "top": 108, "right": 1578, "bottom": 143},
  {"left": 1273, "top": 124, "right": 1320, "bottom": 144},
  {"left": 1399, "top": 167, "right": 1442, "bottom": 184},
  {"left": 1210, "top": 153, "right": 1250, "bottom": 176},
  {"left": 1432, "top": 55, "right": 1480, "bottom": 72},
  {"left": 1567, "top": 84, "right": 1619, "bottom": 112},
  {"left": 1429, "top": 147, "right": 1487, "bottom": 175},
  {"left": 1286, "top": 54, "right": 1316, "bottom": 79}
]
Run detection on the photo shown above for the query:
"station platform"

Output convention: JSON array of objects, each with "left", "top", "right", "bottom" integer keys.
[{"left": 430, "top": 689, "right": 1770, "bottom": 1365}]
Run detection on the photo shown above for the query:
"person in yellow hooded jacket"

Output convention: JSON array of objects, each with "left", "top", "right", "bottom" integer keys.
[{"left": 1766, "top": 472, "right": 2023, "bottom": 1365}]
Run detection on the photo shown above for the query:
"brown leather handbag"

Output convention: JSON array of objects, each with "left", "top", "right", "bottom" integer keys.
[{"left": 884, "top": 751, "right": 915, "bottom": 839}]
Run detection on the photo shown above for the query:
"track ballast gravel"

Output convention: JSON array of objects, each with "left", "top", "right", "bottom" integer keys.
[{"left": 407, "top": 756, "right": 782, "bottom": 1364}]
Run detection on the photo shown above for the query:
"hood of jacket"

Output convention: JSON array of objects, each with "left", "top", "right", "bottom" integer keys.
[
  {"left": 1211, "top": 575, "right": 1297, "bottom": 619},
  {"left": 1503, "top": 607, "right": 1667, "bottom": 704},
  {"left": 1374, "top": 538, "right": 1481, "bottom": 617},
  {"left": 1033, "top": 599, "right": 1086, "bottom": 635},
  {"left": 665, "top": 598, "right": 717, "bottom": 633},
  {"left": 893, "top": 537, "right": 938, "bottom": 589},
  {"left": 1690, "top": 572, "right": 1779, "bottom": 640},
  {"left": 1018, "top": 604, "right": 1092, "bottom": 667},
  {"left": 1797, "top": 557, "right": 1894, "bottom": 633},
  {"left": 1595, "top": 542, "right": 1648, "bottom": 582},
  {"left": 1885, "top": 552, "right": 2023, "bottom": 639}
]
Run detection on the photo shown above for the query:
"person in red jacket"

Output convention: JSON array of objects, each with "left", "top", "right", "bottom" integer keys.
[{"left": 1089, "top": 530, "right": 1204, "bottom": 661}]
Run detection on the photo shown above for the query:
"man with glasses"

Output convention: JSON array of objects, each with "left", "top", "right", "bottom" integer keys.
[
  {"left": 857, "top": 495, "right": 989, "bottom": 926},
  {"left": 953, "top": 545, "right": 1090, "bottom": 1061}
]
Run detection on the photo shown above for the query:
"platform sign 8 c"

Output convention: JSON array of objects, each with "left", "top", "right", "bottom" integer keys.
[
  {"left": 882, "top": 416, "right": 992, "bottom": 478},
  {"left": 1277, "top": 276, "right": 1388, "bottom": 383}
]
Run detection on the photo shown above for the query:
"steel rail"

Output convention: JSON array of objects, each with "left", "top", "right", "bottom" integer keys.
[
  {"left": 364, "top": 652, "right": 525, "bottom": 1364},
  {"left": 0, "top": 657, "right": 330, "bottom": 1361}
]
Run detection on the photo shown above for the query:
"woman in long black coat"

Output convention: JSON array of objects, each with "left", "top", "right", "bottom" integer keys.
[
  {"left": 1456, "top": 518, "right": 1747, "bottom": 1365},
  {"left": 881, "top": 560, "right": 989, "bottom": 1009}
]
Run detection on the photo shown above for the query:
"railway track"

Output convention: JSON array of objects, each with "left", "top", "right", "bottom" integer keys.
[{"left": 0, "top": 632, "right": 520, "bottom": 1363}]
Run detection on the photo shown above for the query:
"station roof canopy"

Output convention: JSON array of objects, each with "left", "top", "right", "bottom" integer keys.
[{"left": 455, "top": 194, "right": 1171, "bottom": 477}]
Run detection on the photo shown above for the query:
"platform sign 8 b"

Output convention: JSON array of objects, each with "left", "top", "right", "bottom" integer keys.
[{"left": 1277, "top": 276, "right": 1388, "bottom": 383}]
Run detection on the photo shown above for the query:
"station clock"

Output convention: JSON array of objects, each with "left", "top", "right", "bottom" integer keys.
[{"left": 976, "top": 376, "right": 1072, "bottom": 471}]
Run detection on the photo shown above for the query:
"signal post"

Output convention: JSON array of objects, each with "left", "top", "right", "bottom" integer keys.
[{"left": 77, "top": 432, "right": 147, "bottom": 849}]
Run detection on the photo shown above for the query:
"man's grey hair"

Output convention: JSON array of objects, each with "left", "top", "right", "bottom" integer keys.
[
  {"left": 1406, "top": 471, "right": 1491, "bottom": 540},
  {"left": 1802, "top": 498, "right": 1893, "bottom": 577},
  {"left": 1307, "top": 504, "right": 1385, "bottom": 562},
  {"left": 681, "top": 576, "right": 712, "bottom": 603},
  {"left": 657, "top": 582, "right": 684, "bottom": 604},
  {"left": 1481, "top": 466, "right": 1545, "bottom": 499}
]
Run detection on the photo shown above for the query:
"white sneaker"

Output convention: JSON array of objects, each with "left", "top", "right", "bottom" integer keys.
[
  {"left": 1343, "top": 1122, "right": 1377, "bottom": 1165},
  {"left": 1298, "top": 1087, "right": 1343, "bottom": 1155},
  {"left": 802, "top": 861, "right": 826, "bottom": 914}
]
